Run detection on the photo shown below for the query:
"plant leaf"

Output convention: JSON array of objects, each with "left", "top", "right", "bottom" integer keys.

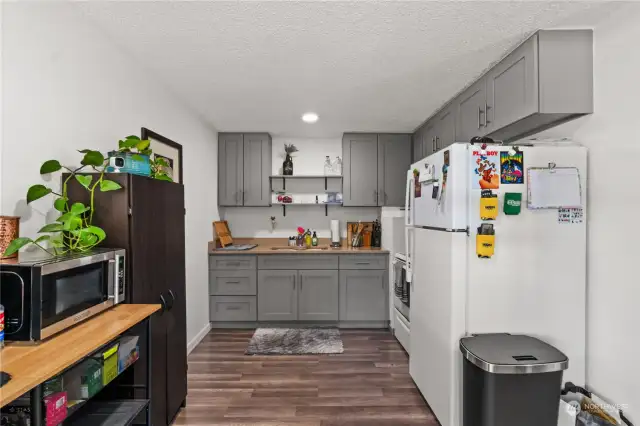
[
  {"left": 125, "top": 135, "right": 141, "bottom": 141},
  {"left": 131, "top": 154, "right": 144, "bottom": 162},
  {"left": 141, "top": 149, "right": 152, "bottom": 156},
  {"left": 135, "top": 139, "right": 150, "bottom": 151},
  {"left": 38, "top": 223, "right": 65, "bottom": 233},
  {"left": 77, "top": 149, "right": 92, "bottom": 153},
  {"left": 119, "top": 139, "right": 139, "bottom": 149},
  {"left": 53, "top": 197, "right": 67, "bottom": 212},
  {"left": 26, "top": 184, "right": 52, "bottom": 204},
  {"left": 99, "top": 179, "right": 122, "bottom": 192},
  {"left": 80, "top": 150, "right": 105, "bottom": 167},
  {"left": 75, "top": 174, "right": 93, "bottom": 189},
  {"left": 69, "top": 216, "right": 83, "bottom": 231},
  {"left": 85, "top": 225, "right": 106, "bottom": 243},
  {"left": 3, "top": 237, "right": 32, "bottom": 257},
  {"left": 79, "top": 233, "right": 99, "bottom": 247},
  {"left": 34, "top": 235, "right": 51, "bottom": 244},
  {"left": 155, "top": 174, "right": 173, "bottom": 182},
  {"left": 40, "top": 160, "right": 62, "bottom": 174},
  {"left": 155, "top": 158, "right": 169, "bottom": 167},
  {"left": 70, "top": 202, "right": 89, "bottom": 215},
  {"left": 56, "top": 212, "right": 76, "bottom": 224}
]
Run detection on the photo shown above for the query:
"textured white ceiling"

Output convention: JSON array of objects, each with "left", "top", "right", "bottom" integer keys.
[{"left": 77, "top": 1, "right": 620, "bottom": 137}]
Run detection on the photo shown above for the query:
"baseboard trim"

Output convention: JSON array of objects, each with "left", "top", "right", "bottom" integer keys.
[
  {"left": 187, "top": 322, "right": 212, "bottom": 354},
  {"left": 209, "top": 321, "right": 390, "bottom": 329}
]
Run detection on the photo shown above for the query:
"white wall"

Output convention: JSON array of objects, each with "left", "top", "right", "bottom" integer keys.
[
  {"left": 1, "top": 3, "right": 219, "bottom": 347},
  {"left": 223, "top": 137, "right": 380, "bottom": 238},
  {"left": 527, "top": 5, "right": 640, "bottom": 421}
]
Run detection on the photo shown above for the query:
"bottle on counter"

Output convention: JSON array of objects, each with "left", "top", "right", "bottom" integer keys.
[
  {"left": 372, "top": 220, "right": 382, "bottom": 248},
  {"left": 305, "top": 229, "right": 312, "bottom": 248},
  {"left": 312, "top": 231, "right": 318, "bottom": 246}
]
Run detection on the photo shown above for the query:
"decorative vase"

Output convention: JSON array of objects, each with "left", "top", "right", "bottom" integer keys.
[
  {"left": 283, "top": 155, "right": 293, "bottom": 176},
  {"left": 0, "top": 216, "right": 20, "bottom": 259}
]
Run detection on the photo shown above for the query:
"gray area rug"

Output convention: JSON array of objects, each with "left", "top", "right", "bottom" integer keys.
[{"left": 245, "top": 328, "right": 344, "bottom": 355}]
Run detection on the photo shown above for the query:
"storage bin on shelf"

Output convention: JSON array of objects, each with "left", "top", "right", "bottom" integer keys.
[
  {"left": 118, "top": 335, "right": 140, "bottom": 373},
  {"left": 100, "top": 342, "right": 120, "bottom": 386}
]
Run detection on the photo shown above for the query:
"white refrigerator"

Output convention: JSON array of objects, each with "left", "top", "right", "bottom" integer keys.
[{"left": 405, "top": 143, "right": 587, "bottom": 426}]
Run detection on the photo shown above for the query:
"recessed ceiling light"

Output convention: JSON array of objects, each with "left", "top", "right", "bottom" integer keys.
[{"left": 302, "top": 112, "right": 319, "bottom": 123}]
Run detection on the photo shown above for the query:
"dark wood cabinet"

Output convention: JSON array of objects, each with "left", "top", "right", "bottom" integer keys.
[{"left": 67, "top": 173, "right": 187, "bottom": 426}]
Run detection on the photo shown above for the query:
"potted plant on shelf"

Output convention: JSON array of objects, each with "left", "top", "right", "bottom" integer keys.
[
  {"left": 282, "top": 143, "right": 298, "bottom": 176},
  {"left": 2, "top": 135, "right": 168, "bottom": 257}
]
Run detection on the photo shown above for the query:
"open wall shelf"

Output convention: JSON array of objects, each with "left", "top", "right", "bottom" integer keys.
[{"left": 269, "top": 175, "right": 342, "bottom": 191}]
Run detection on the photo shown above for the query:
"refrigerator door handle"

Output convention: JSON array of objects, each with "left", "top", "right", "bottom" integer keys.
[{"left": 404, "top": 173, "right": 413, "bottom": 226}]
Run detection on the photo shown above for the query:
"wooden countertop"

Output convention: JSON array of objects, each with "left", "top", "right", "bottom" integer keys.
[
  {"left": 208, "top": 238, "right": 389, "bottom": 255},
  {"left": 0, "top": 304, "right": 160, "bottom": 407}
]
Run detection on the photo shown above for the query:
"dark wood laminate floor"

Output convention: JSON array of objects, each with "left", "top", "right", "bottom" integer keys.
[{"left": 175, "top": 329, "right": 438, "bottom": 426}]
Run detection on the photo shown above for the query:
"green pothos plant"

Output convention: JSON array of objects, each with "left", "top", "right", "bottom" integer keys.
[{"left": 3, "top": 135, "right": 170, "bottom": 257}]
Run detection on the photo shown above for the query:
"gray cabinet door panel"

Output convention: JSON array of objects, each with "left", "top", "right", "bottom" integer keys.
[
  {"left": 258, "top": 255, "right": 339, "bottom": 270},
  {"left": 210, "top": 296, "right": 257, "bottom": 321},
  {"left": 436, "top": 107, "right": 456, "bottom": 149},
  {"left": 243, "top": 133, "right": 272, "bottom": 206},
  {"left": 339, "top": 254, "right": 388, "bottom": 270},
  {"left": 456, "top": 80, "right": 488, "bottom": 142},
  {"left": 486, "top": 35, "right": 539, "bottom": 133},
  {"left": 421, "top": 123, "right": 436, "bottom": 158},
  {"left": 298, "top": 270, "right": 339, "bottom": 321},
  {"left": 412, "top": 129, "right": 424, "bottom": 162},
  {"left": 377, "top": 134, "right": 411, "bottom": 207},
  {"left": 257, "top": 270, "right": 298, "bottom": 321},
  {"left": 218, "top": 133, "right": 243, "bottom": 206},
  {"left": 342, "top": 134, "right": 379, "bottom": 206},
  {"left": 209, "top": 255, "right": 257, "bottom": 270},
  {"left": 209, "top": 270, "right": 257, "bottom": 296},
  {"left": 339, "top": 270, "right": 387, "bottom": 322}
]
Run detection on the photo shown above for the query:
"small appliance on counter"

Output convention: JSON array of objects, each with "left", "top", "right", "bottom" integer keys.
[
  {"left": 0, "top": 248, "right": 125, "bottom": 342},
  {"left": 330, "top": 220, "right": 341, "bottom": 248}
]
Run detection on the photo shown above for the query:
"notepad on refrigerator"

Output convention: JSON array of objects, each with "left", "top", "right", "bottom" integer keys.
[{"left": 527, "top": 167, "right": 582, "bottom": 209}]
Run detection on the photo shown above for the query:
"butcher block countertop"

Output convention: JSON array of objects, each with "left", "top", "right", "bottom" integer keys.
[
  {"left": 0, "top": 304, "right": 160, "bottom": 407},
  {"left": 209, "top": 238, "right": 389, "bottom": 255}
]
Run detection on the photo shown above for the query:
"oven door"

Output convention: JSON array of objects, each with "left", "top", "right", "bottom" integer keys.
[
  {"left": 392, "top": 259, "right": 410, "bottom": 321},
  {"left": 40, "top": 258, "right": 113, "bottom": 339}
]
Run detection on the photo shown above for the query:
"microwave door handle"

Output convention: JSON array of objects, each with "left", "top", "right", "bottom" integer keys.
[{"left": 107, "top": 259, "right": 116, "bottom": 300}]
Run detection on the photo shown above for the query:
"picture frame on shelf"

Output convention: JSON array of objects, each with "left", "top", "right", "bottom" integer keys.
[{"left": 141, "top": 127, "right": 183, "bottom": 184}]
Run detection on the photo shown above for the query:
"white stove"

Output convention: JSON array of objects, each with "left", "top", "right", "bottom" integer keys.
[{"left": 393, "top": 252, "right": 410, "bottom": 353}]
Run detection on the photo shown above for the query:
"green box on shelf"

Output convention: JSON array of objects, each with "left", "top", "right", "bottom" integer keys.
[
  {"left": 101, "top": 343, "right": 120, "bottom": 386},
  {"left": 81, "top": 359, "right": 103, "bottom": 399}
]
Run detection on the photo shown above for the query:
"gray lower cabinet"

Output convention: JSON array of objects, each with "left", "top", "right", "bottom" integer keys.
[
  {"left": 377, "top": 134, "right": 411, "bottom": 207},
  {"left": 339, "top": 270, "right": 387, "bottom": 322},
  {"left": 298, "top": 270, "right": 339, "bottom": 321},
  {"left": 342, "top": 133, "right": 379, "bottom": 207},
  {"left": 210, "top": 296, "right": 257, "bottom": 321},
  {"left": 257, "top": 270, "right": 298, "bottom": 321},
  {"left": 218, "top": 133, "right": 244, "bottom": 206}
]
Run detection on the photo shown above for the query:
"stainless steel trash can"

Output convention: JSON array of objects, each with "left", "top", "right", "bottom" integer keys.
[{"left": 460, "top": 334, "right": 569, "bottom": 426}]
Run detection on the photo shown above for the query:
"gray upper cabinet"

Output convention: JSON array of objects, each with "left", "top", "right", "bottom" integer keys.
[
  {"left": 298, "top": 270, "right": 339, "bottom": 321},
  {"left": 416, "top": 30, "right": 593, "bottom": 145},
  {"left": 218, "top": 132, "right": 272, "bottom": 207},
  {"left": 412, "top": 128, "right": 424, "bottom": 162},
  {"left": 242, "top": 133, "right": 272, "bottom": 206},
  {"left": 435, "top": 106, "right": 456, "bottom": 149},
  {"left": 339, "top": 270, "right": 387, "bottom": 322},
  {"left": 377, "top": 134, "right": 411, "bottom": 207},
  {"left": 342, "top": 133, "right": 379, "bottom": 207},
  {"left": 455, "top": 79, "right": 488, "bottom": 142},
  {"left": 218, "top": 133, "right": 244, "bottom": 206},
  {"left": 485, "top": 35, "right": 538, "bottom": 134},
  {"left": 257, "top": 270, "right": 297, "bottom": 321}
]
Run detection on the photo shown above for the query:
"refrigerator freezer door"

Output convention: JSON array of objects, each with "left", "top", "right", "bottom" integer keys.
[
  {"left": 465, "top": 145, "right": 587, "bottom": 386},
  {"left": 411, "top": 144, "right": 468, "bottom": 230},
  {"left": 410, "top": 227, "right": 467, "bottom": 426}
]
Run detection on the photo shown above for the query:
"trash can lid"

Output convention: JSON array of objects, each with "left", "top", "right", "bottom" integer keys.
[{"left": 459, "top": 334, "right": 568, "bottom": 375}]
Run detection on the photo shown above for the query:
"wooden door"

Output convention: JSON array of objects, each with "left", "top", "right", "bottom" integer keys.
[
  {"left": 218, "top": 133, "right": 244, "bottom": 206},
  {"left": 298, "top": 270, "right": 339, "bottom": 321},
  {"left": 485, "top": 35, "right": 539, "bottom": 133},
  {"left": 342, "top": 133, "right": 379, "bottom": 206},
  {"left": 242, "top": 133, "right": 272, "bottom": 206},
  {"left": 377, "top": 134, "right": 411, "bottom": 207},
  {"left": 257, "top": 270, "right": 298, "bottom": 321},
  {"left": 162, "top": 182, "right": 187, "bottom": 423}
]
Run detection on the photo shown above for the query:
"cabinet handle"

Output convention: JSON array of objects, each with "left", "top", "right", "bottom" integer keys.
[
  {"left": 242, "top": 190, "right": 245, "bottom": 205},
  {"left": 300, "top": 276, "right": 303, "bottom": 290},
  {"left": 293, "top": 275, "right": 296, "bottom": 290},
  {"left": 226, "top": 306, "right": 241, "bottom": 311},
  {"left": 226, "top": 280, "right": 241, "bottom": 284},
  {"left": 226, "top": 261, "right": 241, "bottom": 266},
  {"left": 485, "top": 102, "right": 492, "bottom": 126},
  {"left": 373, "top": 190, "right": 378, "bottom": 204},
  {"left": 384, "top": 192, "right": 388, "bottom": 204},
  {"left": 168, "top": 289, "right": 176, "bottom": 311},
  {"left": 356, "top": 262, "right": 370, "bottom": 265},
  {"left": 159, "top": 294, "right": 167, "bottom": 314}
]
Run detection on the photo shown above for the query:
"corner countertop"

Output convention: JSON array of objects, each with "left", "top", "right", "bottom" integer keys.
[{"left": 208, "top": 238, "right": 389, "bottom": 255}]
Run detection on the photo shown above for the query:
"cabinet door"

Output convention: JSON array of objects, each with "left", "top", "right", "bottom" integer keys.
[
  {"left": 421, "top": 122, "right": 436, "bottom": 158},
  {"left": 339, "top": 270, "right": 387, "bottom": 322},
  {"left": 218, "top": 133, "right": 244, "bottom": 206},
  {"left": 377, "top": 134, "right": 411, "bottom": 207},
  {"left": 435, "top": 106, "right": 456, "bottom": 149},
  {"left": 456, "top": 79, "right": 487, "bottom": 142},
  {"left": 162, "top": 183, "right": 187, "bottom": 423},
  {"left": 342, "top": 133, "right": 379, "bottom": 206},
  {"left": 298, "top": 270, "right": 339, "bottom": 321},
  {"left": 486, "top": 35, "right": 539, "bottom": 133},
  {"left": 412, "top": 128, "right": 424, "bottom": 162},
  {"left": 243, "top": 133, "right": 272, "bottom": 206},
  {"left": 257, "top": 270, "right": 298, "bottom": 321}
]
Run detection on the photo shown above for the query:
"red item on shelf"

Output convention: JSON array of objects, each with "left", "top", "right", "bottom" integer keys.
[{"left": 44, "top": 391, "right": 67, "bottom": 426}]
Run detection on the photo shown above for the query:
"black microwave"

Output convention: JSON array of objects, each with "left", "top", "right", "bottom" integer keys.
[{"left": 0, "top": 248, "right": 125, "bottom": 342}]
